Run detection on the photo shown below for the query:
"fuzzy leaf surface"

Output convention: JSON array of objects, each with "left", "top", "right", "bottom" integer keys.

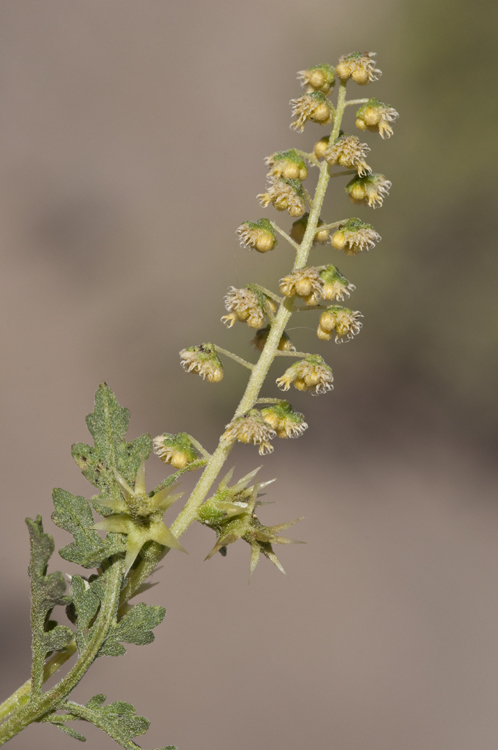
[
  {"left": 26, "top": 516, "right": 74, "bottom": 658},
  {"left": 51, "top": 488, "right": 124, "bottom": 568},
  {"left": 47, "top": 695, "right": 176, "bottom": 750},
  {"left": 71, "top": 383, "right": 152, "bottom": 512},
  {"left": 98, "top": 602, "right": 166, "bottom": 656}
]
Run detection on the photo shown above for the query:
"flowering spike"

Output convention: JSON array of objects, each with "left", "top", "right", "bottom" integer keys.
[
  {"left": 260, "top": 401, "right": 308, "bottom": 438},
  {"left": 222, "top": 287, "right": 267, "bottom": 330},
  {"left": 319, "top": 265, "right": 355, "bottom": 301},
  {"left": 279, "top": 267, "right": 323, "bottom": 305}
]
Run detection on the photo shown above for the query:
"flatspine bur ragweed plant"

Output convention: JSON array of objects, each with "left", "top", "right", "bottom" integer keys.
[{"left": 0, "top": 52, "right": 397, "bottom": 749}]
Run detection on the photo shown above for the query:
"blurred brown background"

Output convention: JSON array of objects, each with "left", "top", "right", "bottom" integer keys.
[{"left": 1, "top": 1, "right": 498, "bottom": 749}]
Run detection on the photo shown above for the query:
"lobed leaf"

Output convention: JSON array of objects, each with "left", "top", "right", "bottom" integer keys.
[{"left": 51, "top": 488, "right": 125, "bottom": 568}]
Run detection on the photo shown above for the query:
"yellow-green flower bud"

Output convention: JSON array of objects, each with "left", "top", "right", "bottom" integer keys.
[
  {"left": 258, "top": 177, "right": 306, "bottom": 218},
  {"left": 280, "top": 267, "right": 323, "bottom": 302},
  {"left": 265, "top": 149, "right": 308, "bottom": 181},
  {"left": 180, "top": 343, "right": 223, "bottom": 382},
  {"left": 317, "top": 306, "right": 363, "bottom": 343},
  {"left": 261, "top": 401, "right": 308, "bottom": 438},
  {"left": 290, "top": 213, "right": 329, "bottom": 245},
  {"left": 319, "top": 265, "right": 354, "bottom": 301},
  {"left": 276, "top": 355, "right": 333, "bottom": 396},
  {"left": 325, "top": 133, "right": 371, "bottom": 176},
  {"left": 222, "top": 286, "right": 267, "bottom": 329},
  {"left": 298, "top": 63, "right": 335, "bottom": 95},
  {"left": 251, "top": 325, "right": 295, "bottom": 352},
  {"left": 330, "top": 217, "right": 381, "bottom": 254},
  {"left": 355, "top": 98, "right": 399, "bottom": 139},
  {"left": 237, "top": 218, "right": 277, "bottom": 253},
  {"left": 345, "top": 173, "right": 391, "bottom": 208},
  {"left": 313, "top": 136, "right": 330, "bottom": 160},
  {"left": 153, "top": 432, "right": 199, "bottom": 469},
  {"left": 290, "top": 92, "right": 334, "bottom": 132},
  {"left": 221, "top": 409, "right": 276, "bottom": 455},
  {"left": 335, "top": 52, "right": 381, "bottom": 84}
]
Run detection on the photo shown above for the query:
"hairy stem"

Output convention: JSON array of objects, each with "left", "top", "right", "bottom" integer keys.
[{"left": 0, "top": 562, "right": 122, "bottom": 745}]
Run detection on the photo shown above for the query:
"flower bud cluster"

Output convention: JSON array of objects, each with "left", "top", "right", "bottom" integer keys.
[
  {"left": 221, "top": 409, "right": 276, "bottom": 455},
  {"left": 346, "top": 173, "right": 392, "bottom": 208},
  {"left": 222, "top": 285, "right": 276, "bottom": 329},
  {"left": 279, "top": 265, "right": 354, "bottom": 305},
  {"left": 325, "top": 133, "right": 371, "bottom": 176},
  {"left": 298, "top": 63, "right": 335, "bottom": 94},
  {"left": 258, "top": 177, "right": 306, "bottom": 217},
  {"left": 335, "top": 51, "right": 381, "bottom": 85},
  {"left": 153, "top": 432, "right": 199, "bottom": 469},
  {"left": 260, "top": 401, "right": 308, "bottom": 438},
  {"left": 319, "top": 265, "right": 355, "bottom": 300},
  {"left": 317, "top": 306, "right": 363, "bottom": 343},
  {"left": 237, "top": 218, "right": 277, "bottom": 253},
  {"left": 180, "top": 343, "right": 223, "bottom": 382},
  {"left": 330, "top": 218, "right": 381, "bottom": 255},
  {"left": 290, "top": 92, "right": 334, "bottom": 132},
  {"left": 276, "top": 355, "right": 333, "bottom": 395},
  {"left": 290, "top": 213, "right": 329, "bottom": 245},
  {"left": 356, "top": 98, "right": 399, "bottom": 139},
  {"left": 265, "top": 149, "right": 308, "bottom": 181}
]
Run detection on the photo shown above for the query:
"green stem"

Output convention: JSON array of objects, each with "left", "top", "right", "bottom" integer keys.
[
  {"left": 270, "top": 221, "right": 300, "bottom": 251},
  {"left": 214, "top": 346, "right": 254, "bottom": 371},
  {"left": 0, "top": 562, "right": 122, "bottom": 745}
]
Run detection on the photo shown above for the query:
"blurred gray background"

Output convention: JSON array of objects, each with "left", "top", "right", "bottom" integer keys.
[{"left": 1, "top": 1, "right": 498, "bottom": 749}]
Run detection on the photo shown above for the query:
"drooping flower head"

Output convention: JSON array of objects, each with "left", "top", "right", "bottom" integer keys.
[
  {"left": 290, "top": 213, "right": 329, "bottom": 245},
  {"left": 330, "top": 217, "right": 381, "bottom": 255},
  {"left": 260, "top": 401, "right": 308, "bottom": 438},
  {"left": 265, "top": 149, "right": 308, "bottom": 181},
  {"left": 345, "top": 173, "right": 392, "bottom": 208},
  {"left": 325, "top": 133, "right": 371, "bottom": 176},
  {"left": 153, "top": 432, "right": 198, "bottom": 470},
  {"left": 236, "top": 218, "right": 277, "bottom": 253},
  {"left": 258, "top": 177, "right": 306, "bottom": 218},
  {"left": 290, "top": 92, "right": 334, "bottom": 132},
  {"left": 317, "top": 306, "right": 363, "bottom": 343},
  {"left": 180, "top": 343, "right": 223, "bottom": 382},
  {"left": 279, "top": 266, "right": 323, "bottom": 305},
  {"left": 335, "top": 51, "right": 381, "bottom": 85},
  {"left": 355, "top": 98, "right": 399, "bottom": 139},
  {"left": 221, "top": 409, "right": 276, "bottom": 455},
  {"left": 319, "top": 265, "right": 355, "bottom": 301},
  {"left": 297, "top": 63, "right": 335, "bottom": 95},
  {"left": 276, "top": 355, "right": 333, "bottom": 395},
  {"left": 222, "top": 286, "right": 267, "bottom": 329}
]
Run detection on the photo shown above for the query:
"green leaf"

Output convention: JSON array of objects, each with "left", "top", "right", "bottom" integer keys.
[
  {"left": 71, "top": 383, "right": 152, "bottom": 510},
  {"left": 50, "top": 695, "right": 177, "bottom": 750},
  {"left": 51, "top": 488, "right": 125, "bottom": 568},
  {"left": 99, "top": 603, "right": 166, "bottom": 657},
  {"left": 26, "top": 516, "right": 73, "bottom": 653}
]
